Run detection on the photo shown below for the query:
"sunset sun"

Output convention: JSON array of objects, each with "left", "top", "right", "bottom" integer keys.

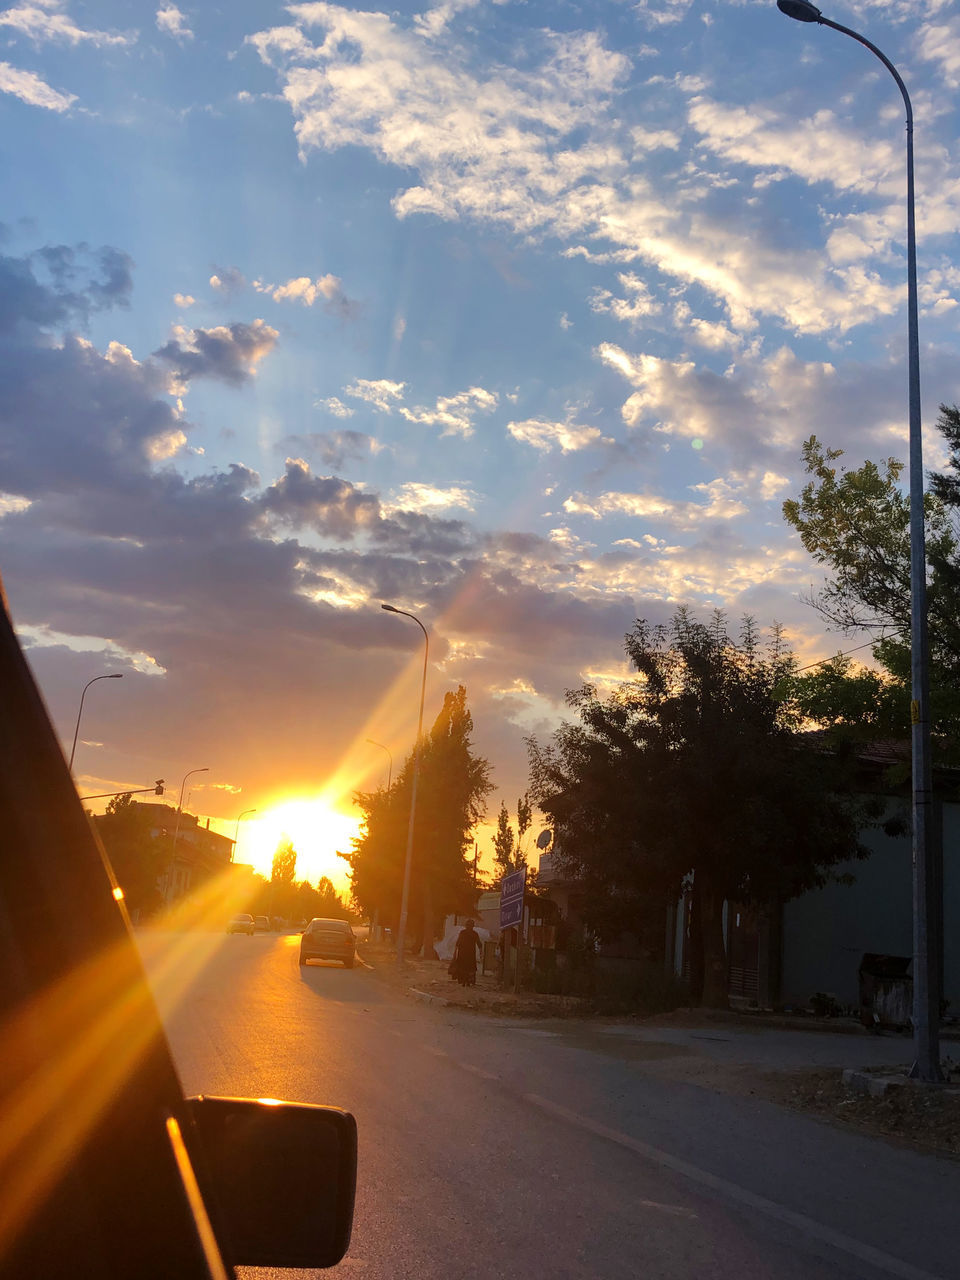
[{"left": 238, "top": 797, "right": 362, "bottom": 896}]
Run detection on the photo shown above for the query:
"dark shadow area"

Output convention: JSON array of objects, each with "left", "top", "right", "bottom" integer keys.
[{"left": 297, "top": 958, "right": 389, "bottom": 1006}]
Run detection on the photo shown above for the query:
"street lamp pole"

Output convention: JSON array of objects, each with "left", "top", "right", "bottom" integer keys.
[
  {"left": 366, "top": 738, "right": 393, "bottom": 791},
  {"left": 776, "top": 1, "right": 941, "bottom": 1081},
  {"left": 232, "top": 808, "right": 257, "bottom": 862},
  {"left": 68, "top": 673, "right": 123, "bottom": 772},
  {"left": 381, "top": 604, "right": 429, "bottom": 966},
  {"left": 169, "top": 767, "right": 210, "bottom": 897}
]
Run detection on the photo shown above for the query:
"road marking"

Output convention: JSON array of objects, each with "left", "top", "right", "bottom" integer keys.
[
  {"left": 458, "top": 1062, "right": 499, "bottom": 1081},
  {"left": 522, "top": 1094, "right": 946, "bottom": 1280},
  {"left": 425, "top": 1046, "right": 448, "bottom": 1058}
]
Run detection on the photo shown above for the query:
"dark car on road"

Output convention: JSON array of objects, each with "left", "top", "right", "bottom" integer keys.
[
  {"left": 227, "top": 913, "right": 255, "bottom": 935},
  {"left": 300, "top": 918, "right": 356, "bottom": 968},
  {"left": 253, "top": 915, "right": 270, "bottom": 932}
]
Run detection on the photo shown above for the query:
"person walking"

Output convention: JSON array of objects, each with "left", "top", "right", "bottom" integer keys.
[{"left": 450, "top": 918, "right": 482, "bottom": 986}]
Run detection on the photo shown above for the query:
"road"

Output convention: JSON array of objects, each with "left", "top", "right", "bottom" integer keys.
[{"left": 137, "top": 930, "right": 958, "bottom": 1280}]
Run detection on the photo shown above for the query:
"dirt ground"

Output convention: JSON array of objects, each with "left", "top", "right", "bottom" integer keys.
[
  {"left": 755, "top": 1068, "right": 960, "bottom": 1158},
  {"left": 359, "top": 941, "right": 960, "bottom": 1158}
]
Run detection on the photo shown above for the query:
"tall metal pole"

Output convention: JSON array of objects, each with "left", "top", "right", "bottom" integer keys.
[
  {"left": 68, "top": 673, "right": 123, "bottom": 771},
  {"left": 381, "top": 604, "right": 429, "bottom": 967},
  {"left": 232, "top": 808, "right": 257, "bottom": 863},
  {"left": 776, "top": 1, "right": 941, "bottom": 1080},
  {"left": 366, "top": 738, "right": 393, "bottom": 791},
  {"left": 169, "top": 766, "right": 209, "bottom": 900}
]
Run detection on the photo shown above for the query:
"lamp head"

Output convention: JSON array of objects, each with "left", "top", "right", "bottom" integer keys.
[
  {"left": 777, "top": 0, "right": 822, "bottom": 20},
  {"left": 108, "top": 673, "right": 123, "bottom": 679},
  {"left": 381, "top": 603, "right": 398, "bottom": 613}
]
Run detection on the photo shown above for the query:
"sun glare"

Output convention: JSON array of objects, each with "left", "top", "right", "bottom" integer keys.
[{"left": 238, "top": 797, "right": 361, "bottom": 894}]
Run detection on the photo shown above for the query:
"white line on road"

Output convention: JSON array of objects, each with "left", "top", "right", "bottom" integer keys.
[
  {"left": 522, "top": 1093, "right": 946, "bottom": 1280},
  {"left": 457, "top": 1062, "right": 499, "bottom": 1081}
]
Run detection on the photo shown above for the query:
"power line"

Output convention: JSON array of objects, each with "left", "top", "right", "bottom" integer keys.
[{"left": 793, "top": 636, "right": 891, "bottom": 675}]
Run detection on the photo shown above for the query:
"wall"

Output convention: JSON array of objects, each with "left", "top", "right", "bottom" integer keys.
[{"left": 780, "top": 798, "right": 959, "bottom": 1013}]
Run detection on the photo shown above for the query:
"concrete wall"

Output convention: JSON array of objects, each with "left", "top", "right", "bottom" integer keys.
[{"left": 780, "top": 798, "right": 959, "bottom": 1013}]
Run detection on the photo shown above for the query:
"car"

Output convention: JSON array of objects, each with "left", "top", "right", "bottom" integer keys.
[
  {"left": 227, "top": 913, "right": 255, "bottom": 935},
  {"left": 0, "top": 590, "right": 357, "bottom": 1275},
  {"left": 300, "top": 918, "right": 357, "bottom": 968},
  {"left": 253, "top": 914, "right": 270, "bottom": 931}
]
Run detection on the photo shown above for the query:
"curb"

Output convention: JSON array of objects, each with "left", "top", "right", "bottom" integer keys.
[
  {"left": 409, "top": 987, "right": 449, "bottom": 1008},
  {"left": 842, "top": 1068, "right": 906, "bottom": 1097}
]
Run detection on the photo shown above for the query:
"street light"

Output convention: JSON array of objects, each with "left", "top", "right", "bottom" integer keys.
[
  {"left": 232, "top": 808, "right": 257, "bottom": 862},
  {"left": 68, "top": 673, "right": 123, "bottom": 771},
  {"left": 170, "top": 767, "right": 210, "bottom": 890},
  {"left": 776, "top": 1, "right": 941, "bottom": 1082},
  {"left": 366, "top": 738, "right": 393, "bottom": 791},
  {"left": 381, "top": 603, "right": 429, "bottom": 966}
]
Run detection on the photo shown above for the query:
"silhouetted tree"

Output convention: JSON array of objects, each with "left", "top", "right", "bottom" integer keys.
[
  {"left": 492, "top": 793, "right": 532, "bottom": 874},
  {"left": 527, "top": 610, "right": 877, "bottom": 1008},
  {"left": 346, "top": 685, "right": 492, "bottom": 955},
  {"left": 270, "top": 838, "right": 298, "bottom": 919}
]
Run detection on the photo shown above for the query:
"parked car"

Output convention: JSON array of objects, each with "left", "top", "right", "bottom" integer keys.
[
  {"left": 300, "top": 919, "right": 357, "bottom": 968},
  {"left": 253, "top": 914, "right": 270, "bottom": 931},
  {"left": 227, "top": 913, "right": 255, "bottom": 935}
]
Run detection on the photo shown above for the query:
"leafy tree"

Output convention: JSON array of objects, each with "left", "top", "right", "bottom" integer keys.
[
  {"left": 491, "top": 794, "right": 532, "bottom": 874},
  {"left": 345, "top": 685, "right": 492, "bottom": 956},
  {"left": 270, "top": 839, "right": 298, "bottom": 919},
  {"left": 782, "top": 409, "right": 960, "bottom": 704},
  {"left": 527, "top": 610, "right": 876, "bottom": 1008}
]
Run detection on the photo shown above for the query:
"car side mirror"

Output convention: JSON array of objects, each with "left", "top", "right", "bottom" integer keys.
[{"left": 184, "top": 1095, "right": 357, "bottom": 1268}]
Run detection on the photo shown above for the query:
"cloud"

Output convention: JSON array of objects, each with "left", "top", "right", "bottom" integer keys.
[
  {"left": 562, "top": 478, "right": 748, "bottom": 530},
  {"left": 248, "top": 10, "right": 631, "bottom": 236},
  {"left": 254, "top": 273, "right": 358, "bottom": 317},
  {"left": 0, "top": 61, "right": 75, "bottom": 111},
  {"left": 344, "top": 378, "right": 405, "bottom": 412},
  {"left": 277, "top": 429, "right": 381, "bottom": 468},
  {"left": 398, "top": 386, "right": 497, "bottom": 438},
  {"left": 153, "top": 319, "right": 278, "bottom": 388},
  {"left": 316, "top": 396, "right": 354, "bottom": 419},
  {"left": 507, "top": 417, "right": 611, "bottom": 454},
  {"left": 0, "top": 6, "right": 132, "bottom": 47},
  {"left": 259, "top": 458, "right": 381, "bottom": 538},
  {"left": 916, "top": 17, "right": 960, "bottom": 89},
  {"left": 589, "top": 271, "right": 661, "bottom": 327},
  {"left": 173, "top": 292, "right": 195, "bottom": 308},
  {"left": 156, "top": 5, "right": 193, "bottom": 42},
  {"left": 633, "top": 0, "right": 693, "bottom": 28},
  {"left": 0, "top": 244, "right": 132, "bottom": 333},
  {"left": 387, "top": 482, "right": 477, "bottom": 513},
  {"left": 209, "top": 266, "right": 246, "bottom": 296},
  {"left": 245, "top": 3, "right": 955, "bottom": 342}
]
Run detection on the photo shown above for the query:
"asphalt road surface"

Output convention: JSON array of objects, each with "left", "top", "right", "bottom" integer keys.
[{"left": 137, "top": 930, "right": 958, "bottom": 1280}]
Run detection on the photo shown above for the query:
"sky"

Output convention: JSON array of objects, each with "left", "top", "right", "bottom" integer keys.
[{"left": 2, "top": 0, "right": 959, "bottom": 890}]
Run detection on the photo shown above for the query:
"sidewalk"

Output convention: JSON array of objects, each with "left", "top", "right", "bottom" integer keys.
[{"left": 361, "top": 940, "right": 590, "bottom": 1015}]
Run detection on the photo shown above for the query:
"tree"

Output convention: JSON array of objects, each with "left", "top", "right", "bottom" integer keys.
[
  {"left": 491, "top": 793, "right": 532, "bottom": 874},
  {"left": 527, "top": 610, "right": 876, "bottom": 1008},
  {"left": 782, "top": 411, "right": 960, "bottom": 701},
  {"left": 270, "top": 839, "right": 298, "bottom": 919},
  {"left": 345, "top": 685, "right": 492, "bottom": 955}
]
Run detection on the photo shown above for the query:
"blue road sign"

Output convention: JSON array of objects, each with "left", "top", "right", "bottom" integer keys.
[{"left": 499, "top": 867, "right": 526, "bottom": 930}]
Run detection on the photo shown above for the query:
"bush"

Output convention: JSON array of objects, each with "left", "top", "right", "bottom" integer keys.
[{"left": 528, "top": 950, "right": 688, "bottom": 1014}]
